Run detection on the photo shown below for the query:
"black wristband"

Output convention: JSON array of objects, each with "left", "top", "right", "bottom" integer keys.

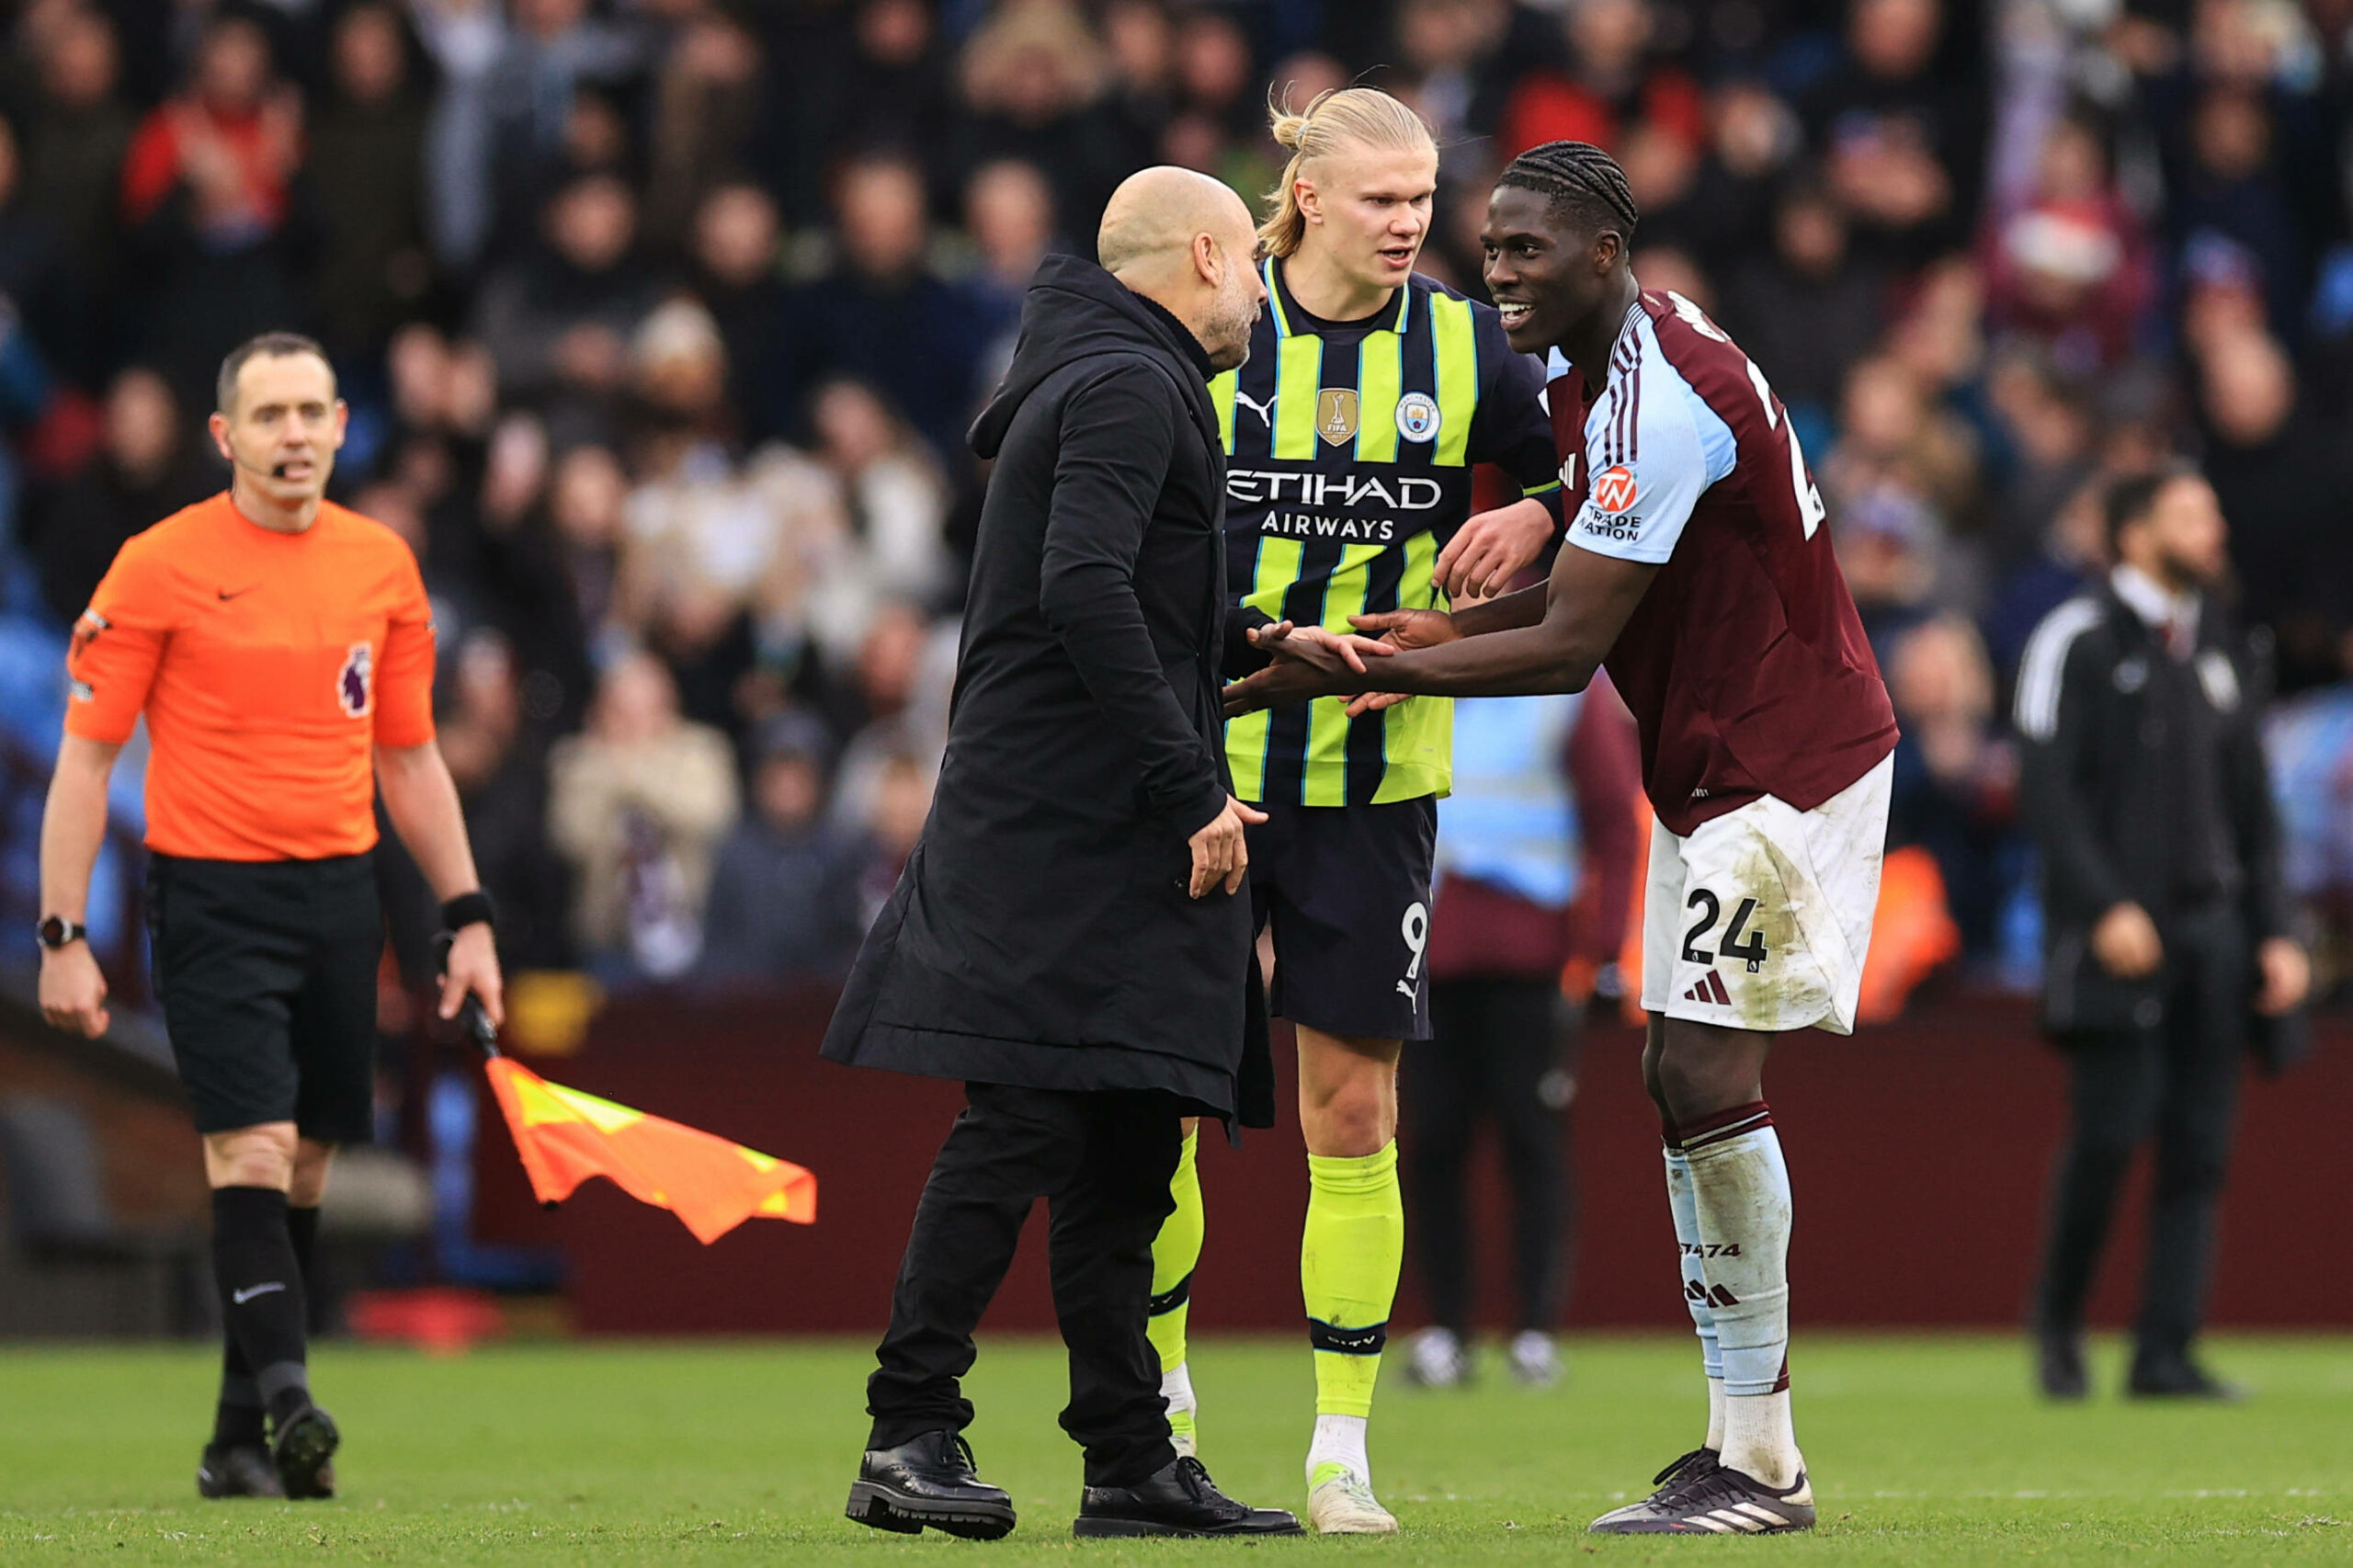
[{"left": 440, "top": 890, "right": 496, "bottom": 933}]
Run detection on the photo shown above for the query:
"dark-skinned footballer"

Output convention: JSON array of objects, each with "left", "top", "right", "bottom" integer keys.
[
  {"left": 1227, "top": 143, "right": 1900, "bottom": 1537},
  {"left": 39, "top": 333, "right": 506, "bottom": 1503}
]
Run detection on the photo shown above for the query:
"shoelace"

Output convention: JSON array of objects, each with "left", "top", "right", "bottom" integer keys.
[
  {"left": 1657, "top": 1460, "right": 1785, "bottom": 1514},
  {"left": 1175, "top": 1456, "right": 1246, "bottom": 1516},
  {"left": 1651, "top": 1448, "right": 1717, "bottom": 1488}
]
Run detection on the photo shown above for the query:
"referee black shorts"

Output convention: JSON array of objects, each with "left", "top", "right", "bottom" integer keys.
[
  {"left": 146, "top": 852, "right": 381, "bottom": 1143},
  {"left": 1247, "top": 796, "right": 1438, "bottom": 1043}
]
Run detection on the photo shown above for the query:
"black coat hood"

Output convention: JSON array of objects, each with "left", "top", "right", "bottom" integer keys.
[{"left": 970, "top": 253, "right": 1216, "bottom": 459}]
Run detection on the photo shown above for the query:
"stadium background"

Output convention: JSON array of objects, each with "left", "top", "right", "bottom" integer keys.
[{"left": 0, "top": 0, "right": 2348, "bottom": 1339}]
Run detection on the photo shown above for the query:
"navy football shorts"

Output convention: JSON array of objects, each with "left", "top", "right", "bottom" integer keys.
[{"left": 1247, "top": 796, "right": 1438, "bottom": 1043}]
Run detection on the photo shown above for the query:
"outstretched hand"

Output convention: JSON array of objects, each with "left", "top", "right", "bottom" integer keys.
[
  {"left": 1222, "top": 656, "right": 1327, "bottom": 718},
  {"left": 1245, "top": 619, "right": 1394, "bottom": 676},
  {"left": 1336, "top": 607, "right": 1461, "bottom": 717}
]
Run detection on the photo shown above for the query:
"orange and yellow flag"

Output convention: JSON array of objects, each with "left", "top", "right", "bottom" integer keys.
[{"left": 483, "top": 1058, "right": 816, "bottom": 1244}]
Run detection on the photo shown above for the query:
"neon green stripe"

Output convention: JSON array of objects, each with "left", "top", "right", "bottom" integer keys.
[
  {"left": 1264, "top": 258, "right": 1290, "bottom": 336},
  {"left": 1353, "top": 331, "right": 1404, "bottom": 465},
  {"left": 1521, "top": 479, "right": 1563, "bottom": 498},
  {"left": 1224, "top": 536, "right": 1305, "bottom": 801},
  {"left": 1301, "top": 544, "right": 1385, "bottom": 805},
  {"left": 1430, "top": 295, "right": 1478, "bottom": 468},
  {"left": 1211, "top": 369, "right": 1238, "bottom": 454},
  {"left": 1271, "top": 335, "right": 1323, "bottom": 460},
  {"left": 1377, "top": 528, "right": 1453, "bottom": 801}
]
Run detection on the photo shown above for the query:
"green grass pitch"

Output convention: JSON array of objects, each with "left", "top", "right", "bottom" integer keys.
[{"left": 2, "top": 1335, "right": 2347, "bottom": 1563}]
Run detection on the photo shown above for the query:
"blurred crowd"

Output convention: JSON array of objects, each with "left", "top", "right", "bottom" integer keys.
[{"left": 0, "top": 0, "right": 2347, "bottom": 996}]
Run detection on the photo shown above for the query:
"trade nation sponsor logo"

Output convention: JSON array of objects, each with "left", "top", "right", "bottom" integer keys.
[{"left": 1592, "top": 464, "right": 1640, "bottom": 513}]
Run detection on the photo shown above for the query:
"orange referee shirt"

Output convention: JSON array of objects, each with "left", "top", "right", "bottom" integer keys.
[{"left": 65, "top": 494, "right": 437, "bottom": 860}]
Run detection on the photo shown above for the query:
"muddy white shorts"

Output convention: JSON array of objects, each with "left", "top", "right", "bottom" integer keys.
[{"left": 1640, "top": 754, "right": 1893, "bottom": 1036}]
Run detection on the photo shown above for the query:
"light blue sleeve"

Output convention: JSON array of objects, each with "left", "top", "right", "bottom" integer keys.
[{"left": 1566, "top": 359, "right": 1737, "bottom": 567}]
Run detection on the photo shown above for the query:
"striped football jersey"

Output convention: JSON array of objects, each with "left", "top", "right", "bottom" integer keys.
[{"left": 1217, "top": 259, "right": 1561, "bottom": 806}]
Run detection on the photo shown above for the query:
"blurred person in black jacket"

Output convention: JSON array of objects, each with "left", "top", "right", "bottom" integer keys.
[
  {"left": 687, "top": 182, "right": 794, "bottom": 447},
  {"left": 18, "top": 6, "right": 134, "bottom": 372},
  {"left": 29, "top": 366, "right": 210, "bottom": 624},
  {"left": 787, "top": 150, "right": 995, "bottom": 465},
  {"left": 301, "top": 2, "right": 432, "bottom": 362},
  {"left": 694, "top": 709, "right": 866, "bottom": 989},
  {"left": 2013, "top": 466, "right": 2310, "bottom": 1400},
  {"left": 1719, "top": 176, "right": 1887, "bottom": 422}
]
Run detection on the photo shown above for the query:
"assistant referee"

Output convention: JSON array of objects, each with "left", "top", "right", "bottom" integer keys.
[{"left": 37, "top": 333, "right": 506, "bottom": 1501}]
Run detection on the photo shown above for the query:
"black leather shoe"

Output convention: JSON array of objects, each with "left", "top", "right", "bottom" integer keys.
[
  {"left": 2036, "top": 1327, "right": 2087, "bottom": 1400},
  {"left": 1074, "top": 1456, "right": 1303, "bottom": 1538},
  {"left": 197, "top": 1443, "right": 285, "bottom": 1499},
  {"left": 2128, "top": 1353, "right": 2244, "bottom": 1402},
  {"left": 846, "top": 1429, "right": 1016, "bottom": 1540}
]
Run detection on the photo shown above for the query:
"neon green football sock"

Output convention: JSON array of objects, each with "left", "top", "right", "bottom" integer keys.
[
  {"left": 1149, "top": 1129, "right": 1205, "bottom": 1448},
  {"left": 1148, "top": 1128, "right": 1203, "bottom": 1374},
  {"left": 1302, "top": 1141, "right": 1404, "bottom": 1419}
]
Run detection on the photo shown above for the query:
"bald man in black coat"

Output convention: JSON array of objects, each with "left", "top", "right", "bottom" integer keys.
[{"left": 827, "top": 167, "right": 1300, "bottom": 1541}]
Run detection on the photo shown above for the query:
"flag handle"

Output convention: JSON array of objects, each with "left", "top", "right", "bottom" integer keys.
[{"left": 433, "top": 931, "right": 502, "bottom": 1059}]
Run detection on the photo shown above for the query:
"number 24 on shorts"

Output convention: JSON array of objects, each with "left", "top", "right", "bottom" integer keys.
[{"left": 1682, "top": 890, "right": 1771, "bottom": 972}]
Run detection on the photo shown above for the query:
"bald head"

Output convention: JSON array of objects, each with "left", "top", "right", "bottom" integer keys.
[
  {"left": 1097, "top": 166, "right": 1265, "bottom": 372},
  {"left": 1099, "top": 166, "right": 1253, "bottom": 279}
]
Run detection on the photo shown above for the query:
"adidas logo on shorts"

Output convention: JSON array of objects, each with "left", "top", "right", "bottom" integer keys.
[{"left": 1682, "top": 971, "right": 1732, "bottom": 1006}]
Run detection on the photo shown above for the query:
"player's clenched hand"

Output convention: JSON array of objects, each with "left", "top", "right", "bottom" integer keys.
[
  {"left": 2090, "top": 901, "right": 2163, "bottom": 980},
  {"left": 39, "top": 943, "right": 110, "bottom": 1039},
  {"left": 1435, "top": 499, "right": 1552, "bottom": 599},
  {"left": 439, "top": 920, "right": 507, "bottom": 1028},
  {"left": 1245, "top": 619, "right": 1394, "bottom": 676},
  {"left": 1188, "top": 794, "right": 1267, "bottom": 898},
  {"left": 1339, "top": 607, "right": 1461, "bottom": 717}
]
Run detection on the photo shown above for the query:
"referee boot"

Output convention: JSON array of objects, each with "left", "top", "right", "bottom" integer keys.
[
  {"left": 270, "top": 1402, "right": 341, "bottom": 1500},
  {"left": 846, "top": 1429, "right": 1016, "bottom": 1540},
  {"left": 197, "top": 1443, "right": 285, "bottom": 1499},
  {"left": 1074, "top": 1456, "right": 1303, "bottom": 1538}
]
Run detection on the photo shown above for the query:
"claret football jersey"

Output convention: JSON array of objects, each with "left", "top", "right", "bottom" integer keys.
[
  {"left": 66, "top": 494, "right": 437, "bottom": 860},
  {"left": 1547, "top": 290, "right": 1897, "bottom": 837}
]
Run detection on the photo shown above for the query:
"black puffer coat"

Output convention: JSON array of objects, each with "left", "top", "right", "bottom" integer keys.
[{"left": 822, "top": 255, "right": 1271, "bottom": 1124}]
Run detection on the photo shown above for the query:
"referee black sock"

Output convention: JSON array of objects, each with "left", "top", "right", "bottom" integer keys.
[
  {"left": 210, "top": 1187, "right": 312, "bottom": 1428},
  {"left": 211, "top": 1202, "right": 324, "bottom": 1449},
  {"left": 210, "top": 1347, "right": 266, "bottom": 1450},
  {"left": 288, "top": 1204, "right": 322, "bottom": 1324}
]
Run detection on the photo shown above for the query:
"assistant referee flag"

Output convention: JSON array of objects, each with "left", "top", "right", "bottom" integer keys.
[{"left": 483, "top": 1058, "right": 816, "bottom": 1244}]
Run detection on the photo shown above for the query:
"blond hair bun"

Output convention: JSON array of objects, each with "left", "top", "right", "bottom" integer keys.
[{"left": 1257, "top": 87, "right": 1437, "bottom": 259}]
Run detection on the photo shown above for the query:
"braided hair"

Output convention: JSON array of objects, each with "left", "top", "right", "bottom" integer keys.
[{"left": 1496, "top": 141, "right": 1640, "bottom": 241}]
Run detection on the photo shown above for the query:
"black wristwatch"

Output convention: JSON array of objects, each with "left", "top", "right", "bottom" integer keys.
[{"left": 37, "top": 915, "right": 87, "bottom": 950}]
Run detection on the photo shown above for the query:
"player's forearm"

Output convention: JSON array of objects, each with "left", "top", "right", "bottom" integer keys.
[
  {"left": 376, "top": 743, "right": 485, "bottom": 902},
  {"left": 1448, "top": 584, "right": 1548, "bottom": 638},
  {"left": 39, "top": 737, "right": 119, "bottom": 920},
  {"left": 1336, "top": 621, "right": 1602, "bottom": 699}
]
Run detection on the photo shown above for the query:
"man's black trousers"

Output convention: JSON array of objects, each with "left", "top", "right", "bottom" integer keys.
[
  {"left": 1405, "top": 977, "right": 1575, "bottom": 1336},
  {"left": 2035, "top": 904, "right": 2248, "bottom": 1359},
  {"left": 868, "top": 1082, "right": 1183, "bottom": 1486}
]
